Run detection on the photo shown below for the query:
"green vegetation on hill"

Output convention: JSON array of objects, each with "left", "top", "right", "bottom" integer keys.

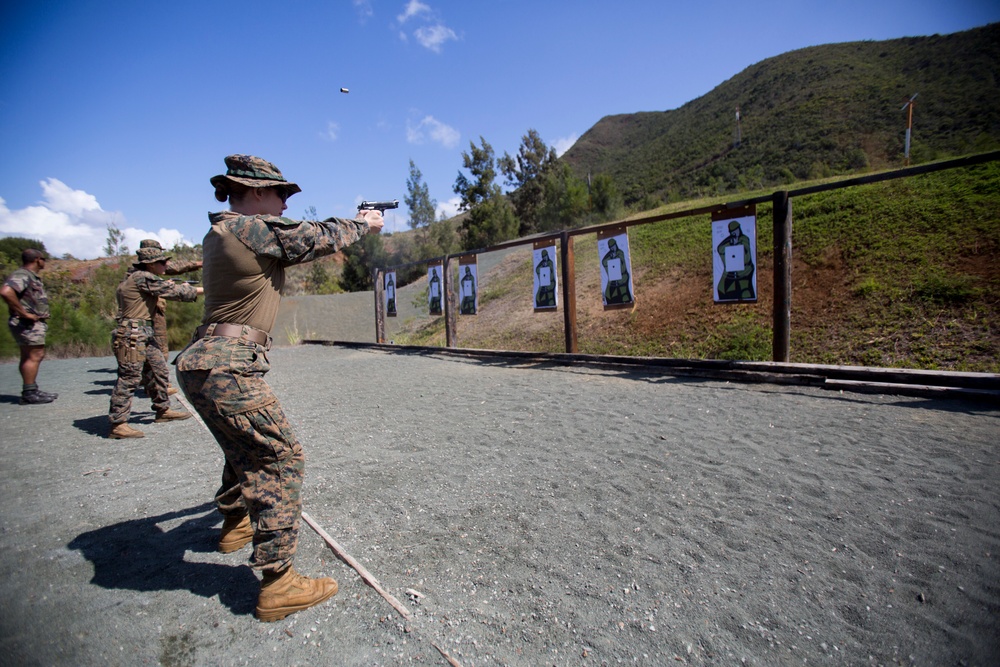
[
  {"left": 4, "top": 26, "right": 998, "bottom": 372},
  {"left": 563, "top": 24, "right": 1000, "bottom": 205},
  {"left": 0, "top": 246, "right": 204, "bottom": 359},
  {"left": 392, "top": 161, "right": 1000, "bottom": 372},
  {"left": 379, "top": 24, "right": 1000, "bottom": 289}
]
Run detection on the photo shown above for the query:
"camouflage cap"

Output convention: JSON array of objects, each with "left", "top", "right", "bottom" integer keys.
[
  {"left": 134, "top": 246, "right": 171, "bottom": 267},
  {"left": 139, "top": 239, "right": 164, "bottom": 250},
  {"left": 210, "top": 154, "right": 301, "bottom": 201}
]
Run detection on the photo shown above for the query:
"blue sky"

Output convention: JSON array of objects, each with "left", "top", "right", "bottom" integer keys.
[{"left": 1, "top": 0, "right": 997, "bottom": 260}]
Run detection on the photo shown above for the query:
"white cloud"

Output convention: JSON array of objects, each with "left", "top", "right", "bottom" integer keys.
[
  {"left": 0, "top": 179, "right": 192, "bottom": 260},
  {"left": 323, "top": 120, "right": 340, "bottom": 142},
  {"left": 398, "top": 0, "right": 430, "bottom": 23},
  {"left": 436, "top": 196, "right": 462, "bottom": 221},
  {"left": 354, "top": 0, "right": 373, "bottom": 22},
  {"left": 414, "top": 24, "right": 457, "bottom": 53},
  {"left": 395, "top": 2, "right": 457, "bottom": 53},
  {"left": 406, "top": 115, "right": 460, "bottom": 149},
  {"left": 39, "top": 178, "right": 101, "bottom": 217},
  {"left": 552, "top": 134, "right": 579, "bottom": 157},
  {"left": 121, "top": 227, "right": 189, "bottom": 257}
]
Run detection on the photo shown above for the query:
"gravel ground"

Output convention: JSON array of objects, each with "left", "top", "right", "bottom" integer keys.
[{"left": 0, "top": 345, "right": 998, "bottom": 666}]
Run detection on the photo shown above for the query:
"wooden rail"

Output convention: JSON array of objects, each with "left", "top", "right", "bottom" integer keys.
[{"left": 374, "top": 150, "right": 1000, "bottom": 362}]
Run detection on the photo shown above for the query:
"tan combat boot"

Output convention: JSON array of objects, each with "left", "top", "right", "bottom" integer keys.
[
  {"left": 154, "top": 408, "right": 191, "bottom": 422},
  {"left": 218, "top": 514, "right": 254, "bottom": 553},
  {"left": 256, "top": 567, "right": 338, "bottom": 622},
  {"left": 109, "top": 423, "right": 145, "bottom": 439},
  {"left": 167, "top": 385, "right": 179, "bottom": 396}
]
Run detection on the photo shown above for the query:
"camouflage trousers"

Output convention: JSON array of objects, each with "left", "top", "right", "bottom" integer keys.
[
  {"left": 176, "top": 337, "right": 303, "bottom": 572},
  {"left": 110, "top": 324, "right": 171, "bottom": 424},
  {"left": 141, "top": 307, "right": 170, "bottom": 391}
]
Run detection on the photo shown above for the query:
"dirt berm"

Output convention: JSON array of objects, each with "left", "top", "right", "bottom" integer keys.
[{"left": 0, "top": 344, "right": 997, "bottom": 666}]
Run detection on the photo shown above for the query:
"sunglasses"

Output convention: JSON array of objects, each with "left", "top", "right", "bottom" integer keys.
[{"left": 272, "top": 187, "right": 290, "bottom": 203}]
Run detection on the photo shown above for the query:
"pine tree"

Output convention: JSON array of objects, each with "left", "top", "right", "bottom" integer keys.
[
  {"left": 339, "top": 233, "right": 387, "bottom": 292},
  {"left": 499, "top": 129, "right": 557, "bottom": 235},
  {"left": 404, "top": 160, "right": 437, "bottom": 230},
  {"left": 103, "top": 221, "right": 129, "bottom": 257},
  {"left": 453, "top": 137, "right": 518, "bottom": 249},
  {"left": 453, "top": 137, "right": 498, "bottom": 212}
]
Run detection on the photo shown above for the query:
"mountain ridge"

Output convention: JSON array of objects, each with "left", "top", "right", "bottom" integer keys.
[{"left": 561, "top": 24, "right": 1000, "bottom": 204}]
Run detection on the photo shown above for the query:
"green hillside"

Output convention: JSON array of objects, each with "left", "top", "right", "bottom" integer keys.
[
  {"left": 386, "top": 25, "right": 1000, "bottom": 372},
  {"left": 562, "top": 24, "right": 1000, "bottom": 205},
  {"left": 5, "top": 26, "right": 998, "bottom": 372},
  {"left": 392, "top": 161, "right": 1000, "bottom": 372}
]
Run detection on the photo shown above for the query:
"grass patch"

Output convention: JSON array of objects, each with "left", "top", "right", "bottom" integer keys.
[
  {"left": 404, "top": 163, "right": 998, "bottom": 372},
  {"left": 913, "top": 272, "right": 980, "bottom": 304}
]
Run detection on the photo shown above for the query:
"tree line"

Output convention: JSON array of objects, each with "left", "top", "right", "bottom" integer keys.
[
  {"left": 0, "top": 232, "right": 205, "bottom": 358},
  {"left": 1, "top": 128, "right": 633, "bottom": 354},
  {"left": 340, "top": 128, "right": 630, "bottom": 291}
]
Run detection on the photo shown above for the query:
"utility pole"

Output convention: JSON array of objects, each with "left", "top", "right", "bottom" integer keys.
[
  {"left": 734, "top": 105, "right": 742, "bottom": 147},
  {"left": 901, "top": 93, "right": 918, "bottom": 165}
]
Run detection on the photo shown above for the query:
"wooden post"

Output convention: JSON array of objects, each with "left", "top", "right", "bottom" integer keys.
[
  {"left": 561, "top": 231, "right": 578, "bottom": 353},
  {"left": 444, "top": 255, "right": 457, "bottom": 348},
  {"left": 772, "top": 191, "right": 792, "bottom": 362},
  {"left": 373, "top": 268, "right": 385, "bottom": 344}
]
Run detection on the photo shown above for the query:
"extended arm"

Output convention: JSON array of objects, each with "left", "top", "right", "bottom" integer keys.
[
  {"left": 229, "top": 210, "right": 383, "bottom": 266},
  {"left": 164, "top": 259, "right": 203, "bottom": 275},
  {"left": 137, "top": 275, "right": 201, "bottom": 302}
]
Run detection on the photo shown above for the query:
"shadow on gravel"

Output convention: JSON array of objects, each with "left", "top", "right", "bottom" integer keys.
[
  {"left": 68, "top": 503, "right": 258, "bottom": 617},
  {"left": 75, "top": 410, "right": 164, "bottom": 436},
  {"left": 85, "top": 367, "right": 117, "bottom": 395},
  {"left": 0, "top": 394, "right": 23, "bottom": 405},
  {"left": 73, "top": 415, "right": 110, "bottom": 437}
]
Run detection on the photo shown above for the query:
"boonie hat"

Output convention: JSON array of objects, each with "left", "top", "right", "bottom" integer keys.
[
  {"left": 134, "top": 246, "right": 171, "bottom": 267},
  {"left": 139, "top": 239, "right": 164, "bottom": 250},
  {"left": 210, "top": 154, "right": 301, "bottom": 202}
]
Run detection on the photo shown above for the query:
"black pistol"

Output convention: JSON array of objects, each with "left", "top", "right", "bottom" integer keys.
[{"left": 358, "top": 200, "right": 399, "bottom": 214}]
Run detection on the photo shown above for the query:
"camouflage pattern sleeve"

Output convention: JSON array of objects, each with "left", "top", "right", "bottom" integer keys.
[
  {"left": 229, "top": 215, "right": 370, "bottom": 266},
  {"left": 3, "top": 269, "right": 49, "bottom": 317},
  {"left": 164, "top": 259, "right": 202, "bottom": 275},
  {"left": 135, "top": 273, "right": 199, "bottom": 302},
  {"left": 3, "top": 269, "right": 30, "bottom": 296}
]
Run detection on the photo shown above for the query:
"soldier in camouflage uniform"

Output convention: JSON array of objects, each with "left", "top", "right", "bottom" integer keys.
[
  {"left": 175, "top": 154, "right": 383, "bottom": 622},
  {"left": 1, "top": 248, "right": 58, "bottom": 405},
  {"left": 133, "top": 239, "right": 203, "bottom": 397},
  {"left": 108, "top": 246, "right": 202, "bottom": 439}
]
